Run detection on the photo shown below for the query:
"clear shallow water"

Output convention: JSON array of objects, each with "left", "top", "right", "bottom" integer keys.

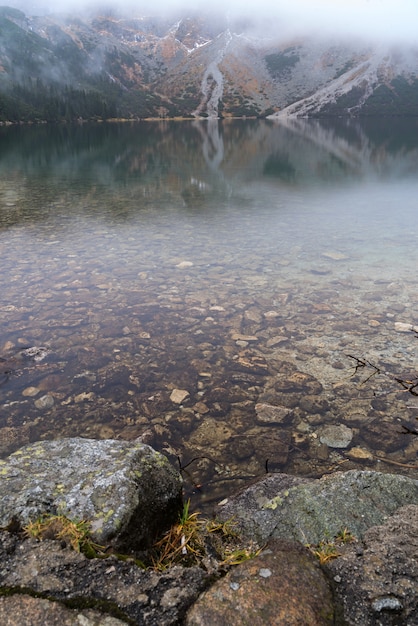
[{"left": 1, "top": 118, "right": 418, "bottom": 510}]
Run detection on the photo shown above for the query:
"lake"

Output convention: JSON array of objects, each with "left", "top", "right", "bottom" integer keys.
[{"left": 1, "top": 117, "right": 418, "bottom": 510}]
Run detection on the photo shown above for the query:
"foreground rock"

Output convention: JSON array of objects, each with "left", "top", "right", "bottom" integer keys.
[
  {"left": 0, "top": 438, "right": 182, "bottom": 551},
  {"left": 214, "top": 470, "right": 418, "bottom": 624},
  {"left": 0, "top": 595, "right": 127, "bottom": 626},
  {"left": 1, "top": 505, "right": 417, "bottom": 625},
  {"left": 1, "top": 440, "right": 417, "bottom": 625},
  {"left": 325, "top": 504, "right": 418, "bottom": 626},
  {"left": 0, "top": 531, "right": 208, "bottom": 625},
  {"left": 217, "top": 470, "right": 418, "bottom": 544},
  {"left": 186, "top": 539, "right": 334, "bottom": 626}
]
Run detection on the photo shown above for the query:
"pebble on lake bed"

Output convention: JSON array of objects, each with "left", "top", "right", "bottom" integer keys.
[
  {"left": 394, "top": 321, "right": 418, "bottom": 333},
  {"left": 255, "top": 403, "right": 293, "bottom": 425},
  {"left": 318, "top": 424, "right": 353, "bottom": 449},
  {"left": 321, "top": 251, "right": 349, "bottom": 261},
  {"left": 34, "top": 394, "right": 54, "bottom": 410},
  {"left": 170, "top": 389, "right": 190, "bottom": 404},
  {"left": 345, "top": 447, "right": 374, "bottom": 461},
  {"left": 22, "top": 387, "right": 40, "bottom": 397}
]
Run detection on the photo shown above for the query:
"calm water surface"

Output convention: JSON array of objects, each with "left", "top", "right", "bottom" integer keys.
[{"left": 1, "top": 118, "right": 418, "bottom": 509}]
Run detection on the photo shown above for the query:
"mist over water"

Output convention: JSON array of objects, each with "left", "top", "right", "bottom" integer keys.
[{"left": 1, "top": 118, "right": 418, "bottom": 509}]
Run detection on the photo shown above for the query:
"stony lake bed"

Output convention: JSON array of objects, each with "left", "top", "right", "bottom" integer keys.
[{"left": 1, "top": 118, "right": 418, "bottom": 510}]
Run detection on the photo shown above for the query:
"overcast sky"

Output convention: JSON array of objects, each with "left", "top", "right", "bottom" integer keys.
[{"left": 12, "top": 0, "right": 418, "bottom": 44}]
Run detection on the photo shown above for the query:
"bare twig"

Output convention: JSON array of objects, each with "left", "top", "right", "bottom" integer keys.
[
  {"left": 394, "top": 377, "right": 418, "bottom": 396},
  {"left": 346, "top": 354, "right": 381, "bottom": 383},
  {"left": 372, "top": 454, "right": 418, "bottom": 470}
]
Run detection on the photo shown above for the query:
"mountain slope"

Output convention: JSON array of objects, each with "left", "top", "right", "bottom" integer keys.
[
  {"left": 0, "top": 6, "right": 417, "bottom": 122},
  {"left": 271, "top": 45, "right": 418, "bottom": 118}
]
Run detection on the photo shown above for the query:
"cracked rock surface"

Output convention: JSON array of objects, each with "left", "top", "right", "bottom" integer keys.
[{"left": 0, "top": 531, "right": 208, "bottom": 626}]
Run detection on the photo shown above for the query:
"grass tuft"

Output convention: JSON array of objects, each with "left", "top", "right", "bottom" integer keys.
[
  {"left": 307, "top": 527, "right": 356, "bottom": 565},
  {"left": 23, "top": 514, "right": 105, "bottom": 557},
  {"left": 150, "top": 499, "right": 262, "bottom": 571},
  {"left": 22, "top": 503, "right": 262, "bottom": 573}
]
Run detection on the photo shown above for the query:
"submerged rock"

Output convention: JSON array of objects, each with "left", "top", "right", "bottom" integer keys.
[
  {"left": 0, "top": 438, "right": 182, "bottom": 551},
  {"left": 361, "top": 418, "right": 406, "bottom": 453},
  {"left": 318, "top": 424, "right": 353, "bottom": 448},
  {"left": 34, "top": 393, "right": 55, "bottom": 410},
  {"left": 170, "top": 388, "right": 190, "bottom": 404},
  {"left": 255, "top": 402, "right": 293, "bottom": 425},
  {"left": 217, "top": 470, "right": 418, "bottom": 546},
  {"left": 345, "top": 446, "right": 374, "bottom": 461},
  {"left": 394, "top": 321, "right": 418, "bottom": 333}
]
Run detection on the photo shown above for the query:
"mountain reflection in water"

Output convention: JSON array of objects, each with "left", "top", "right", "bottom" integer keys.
[{"left": 0, "top": 118, "right": 418, "bottom": 510}]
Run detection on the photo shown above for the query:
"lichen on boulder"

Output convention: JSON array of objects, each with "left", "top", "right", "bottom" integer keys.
[
  {"left": 217, "top": 470, "right": 418, "bottom": 546},
  {"left": 0, "top": 437, "right": 183, "bottom": 551}
]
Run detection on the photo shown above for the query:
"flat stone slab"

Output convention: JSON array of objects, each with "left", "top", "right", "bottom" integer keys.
[
  {"left": 217, "top": 470, "right": 418, "bottom": 545},
  {"left": 0, "top": 438, "right": 182, "bottom": 550}
]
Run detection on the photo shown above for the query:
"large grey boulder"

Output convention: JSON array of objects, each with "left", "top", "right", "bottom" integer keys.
[
  {"left": 217, "top": 470, "right": 418, "bottom": 545},
  {"left": 0, "top": 438, "right": 182, "bottom": 551}
]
